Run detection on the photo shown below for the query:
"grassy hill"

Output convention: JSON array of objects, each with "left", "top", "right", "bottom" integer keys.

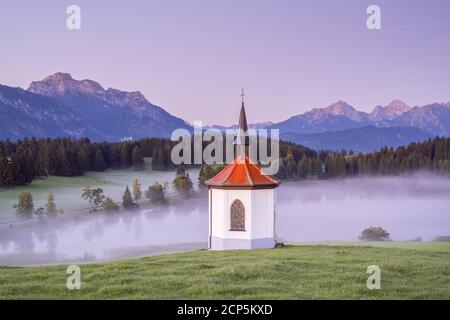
[{"left": 0, "top": 243, "right": 449, "bottom": 299}]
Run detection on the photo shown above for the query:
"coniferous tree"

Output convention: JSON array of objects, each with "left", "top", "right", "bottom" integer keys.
[
  {"left": 132, "top": 145, "right": 144, "bottom": 170},
  {"left": 80, "top": 142, "right": 94, "bottom": 171},
  {"left": 132, "top": 179, "right": 142, "bottom": 201},
  {"left": 120, "top": 143, "right": 133, "bottom": 167},
  {"left": 45, "top": 192, "right": 58, "bottom": 217},
  {"left": 94, "top": 148, "right": 107, "bottom": 172},
  {"left": 0, "top": 154, "right": 13, "bottom": 187},
  {"left": 110, "top": 145, "right": 121, "bottom": 168},
  {"left": 122, "top": 185, "right": 138, "bottom": 209},
  {"left": 100, "top": 143, "right": 111, "bottom": 167},
  {"left": 2, "top": 138, "right": 14, "bottom": 157},
  {"left": 326, "top": 155, "right": 337, "bottom": 177},
  {"left": 312, "top": 155, "right": 323, "bottom": 178},
  {"left": 34, "top": 147, "right": 47, "bottom": 177},
  {"left": 45, "top": 142, "right": 60, "bottom": 176},
  {"left": 151, "top": 144, "right": 164, "bottom": 170},
  {"left": 10, "top": 144, "right": 34, "bottom": 185},
  {"left": 335, "top": 154, "right": 346, "bottom": 176},
  {"left": 14, "top": 192, "right": 34, "bottom": 218},
  {"left": 59, "top": 146, "right": 74, "bottom": 176},
  {"left": 284, "top": 152, "right": 296, "bottom": 179},
  {"left": 297, "top": 154, "right": 311, "bottom": 179}
]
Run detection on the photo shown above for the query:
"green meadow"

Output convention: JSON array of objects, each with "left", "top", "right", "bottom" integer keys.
[{"left": 0, "top": 243, "right": 449, "bottom": 299}]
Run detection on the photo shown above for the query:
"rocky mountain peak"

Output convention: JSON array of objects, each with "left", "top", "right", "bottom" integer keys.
[
  {"left": 370, "top": 99, "right": 410, "bottom": 121},
  {"left": 325, "top": 100, "right": 356, "bottom": 115},
  {"left": 387, "top": 99, "right": 410, "bottom": 111},
  {"left": 106, "top": 88, "right": 145, "bottom": 99},
  {"left": 104, "top": 88, "right": 150, "bottom": 110},
  {"left": 42, "top": 72, "right": 73, "bottom": 82},
  {"left": 28, "top": 72, "right": 105, "bottom": 97},
  {"left": 308, "top": 100, "right": 369, "bottom": 122}
]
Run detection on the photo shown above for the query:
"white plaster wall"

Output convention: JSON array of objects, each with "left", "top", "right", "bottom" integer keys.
[
  {"left": 211, "top": 189, "right": 226, "bottom": 238},
  {"left": 211, "top": 189, "right": 253, "bottom": 240},
  {"left": 211, "top": 188, "right": 277, "bottom": 241},
  {"left": 252, "top": 189, "right": 275, "bottom": 239}
]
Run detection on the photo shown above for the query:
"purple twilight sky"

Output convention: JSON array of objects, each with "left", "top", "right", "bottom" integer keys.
[{"left": 0, "top": 0, "right": 449, "bottom": 125}]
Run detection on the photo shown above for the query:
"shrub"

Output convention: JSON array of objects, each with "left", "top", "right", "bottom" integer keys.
[
  {"left": 103, "top": 197, "right": 119, "bottom": 212},
  {"left": 146, "top": 182, "right": 168, "bottom": 204},
  {"left": 359, "top": 226, "right": 390, "bottom": 241},
  {"left": 172, "top": 174, "right": 193, "bottom": 199},
  {"left": 433, "top": 236, "right": 450, "bottom": 242}
]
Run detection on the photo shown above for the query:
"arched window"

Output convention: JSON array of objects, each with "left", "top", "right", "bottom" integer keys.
[{"left": 230, "top": 199, "right": 245, "bottom": 231}]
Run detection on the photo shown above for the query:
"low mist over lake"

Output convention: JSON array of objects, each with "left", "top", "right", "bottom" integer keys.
[
  {"left": 0, "top": 174, "right": 449, "bottom": 266},
  {"left": 277, "top": 175, "right": 450, "bottom": 242}
]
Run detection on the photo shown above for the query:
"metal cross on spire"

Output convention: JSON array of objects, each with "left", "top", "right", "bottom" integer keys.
[{"left": 241, "top": 87, "right": 245, "bottom": 104}]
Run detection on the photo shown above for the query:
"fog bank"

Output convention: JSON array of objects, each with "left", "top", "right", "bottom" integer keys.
[{"left": 0, "top": 174, "right": 449, "bottom": 266}]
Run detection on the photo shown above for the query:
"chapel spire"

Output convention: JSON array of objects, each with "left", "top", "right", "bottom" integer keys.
[
  {"left": 238, "top": 102, "right": 248, "bottom": 133},
  {"left": 236, "top": 87, "right": 249, "bottom": 147}
]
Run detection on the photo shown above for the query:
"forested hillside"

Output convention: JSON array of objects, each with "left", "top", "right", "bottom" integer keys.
[{"left": 1, "top": 136, "right": 449, "bottom": 188}]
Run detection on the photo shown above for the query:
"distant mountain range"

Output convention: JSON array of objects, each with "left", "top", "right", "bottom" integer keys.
[
  {"left": 209, "top": 99, "right": 450, "bottom": 151},
  {"left": 267, "top": 100, "right": 450, "bottom": 137},
  {"left": 265, "top": 100, "right": 450, "bottom": 151},
  {"left": 0, "top": 72, "right": 449, "bottom": 152},
  {"left": 0, "top": 83, "right": 104, "bottom": 140},
  {"left": 0, "top": 73, "right": 189, "bottom": 141},
  {"left": 280, "top": 126, "right": 432, "bottom": 153}
]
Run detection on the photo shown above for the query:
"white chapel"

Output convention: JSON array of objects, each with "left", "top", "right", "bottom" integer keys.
[{"left": 205, "top": 99, "right": 280, "bottom": 250}]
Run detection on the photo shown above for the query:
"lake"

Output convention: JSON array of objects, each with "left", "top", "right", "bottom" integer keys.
[{"left": 0, "top": 174, "right": 449, "bottom": 266}]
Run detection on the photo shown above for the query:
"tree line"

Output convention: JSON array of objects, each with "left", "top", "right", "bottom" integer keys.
[
  {"left": 275, "top": 137, "right": 450, "bottom": 180},
  {"left": 1, "top": 136, "right": 450, "bottom": 188},
  {"left": 0, "top": 137, "right": 146, "bottom": 187},
  {"left": 196, "top": 137, "right": 450, "bottom": 184}
]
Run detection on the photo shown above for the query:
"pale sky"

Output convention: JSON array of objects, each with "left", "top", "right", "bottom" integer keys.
[{"left": 0, "top": 0, "right": 449, "bottom": 125}]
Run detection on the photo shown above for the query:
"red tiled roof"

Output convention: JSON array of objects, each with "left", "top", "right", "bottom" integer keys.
[{"left": 205, "top": 156, "right": 280, "bottom": 189}]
